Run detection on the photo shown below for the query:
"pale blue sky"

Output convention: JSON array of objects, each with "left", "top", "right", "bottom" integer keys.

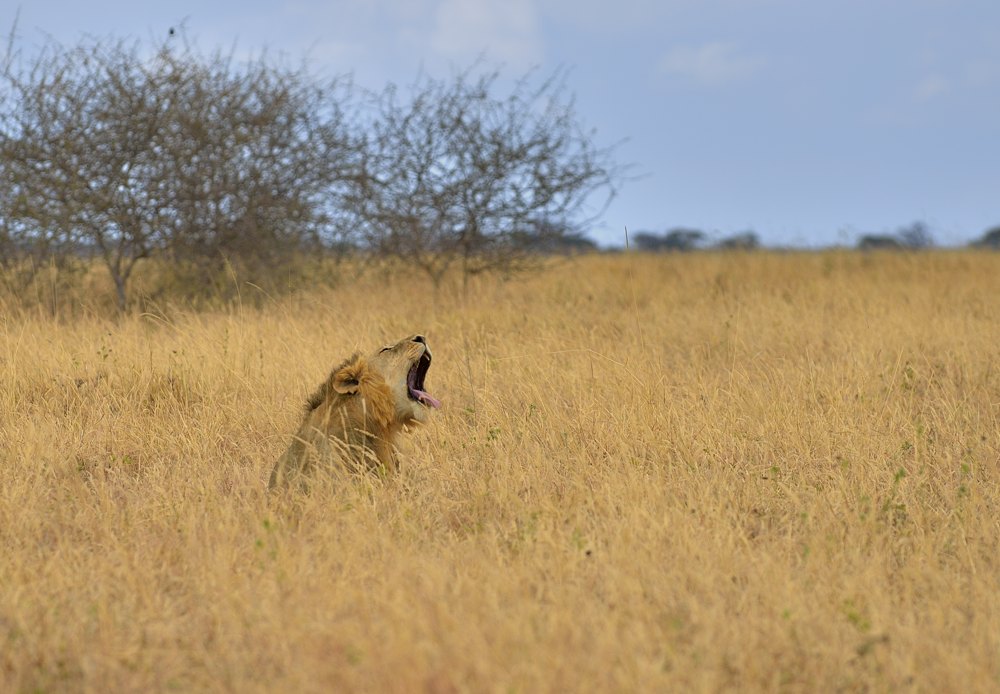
[{"left": 8, "top": 0, "right": 1000, "bottom": 247}]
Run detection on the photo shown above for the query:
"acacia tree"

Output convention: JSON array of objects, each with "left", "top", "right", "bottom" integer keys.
[
  {"left": 151, "top": 42, "right": 361, "bottom": 275},
  {"left": 345, "top": 67, "right": 621, "bottom": 286},
  {"left": 0, "top": 31, "right": 360, "bottom": 310},
  {"left": 0, "top": 38, "right": 171, "bottom": 309}
]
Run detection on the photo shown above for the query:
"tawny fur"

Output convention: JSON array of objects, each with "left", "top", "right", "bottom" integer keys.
[{"left": 269, "top": 336, "right": 436, "bottom": 489}]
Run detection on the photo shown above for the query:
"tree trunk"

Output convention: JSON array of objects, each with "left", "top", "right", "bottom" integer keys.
[{"left": 112, "top": 270, "right": 128, "bottom": 313}]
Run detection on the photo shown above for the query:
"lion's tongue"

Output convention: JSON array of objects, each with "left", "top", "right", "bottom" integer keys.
[{"left": 413, "top": 389, "right": 441, "bottom": 409}]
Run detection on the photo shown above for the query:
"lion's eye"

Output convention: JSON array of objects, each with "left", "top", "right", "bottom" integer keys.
[{"left": 380, "top": 346, "right": 391, "bottom": 353}]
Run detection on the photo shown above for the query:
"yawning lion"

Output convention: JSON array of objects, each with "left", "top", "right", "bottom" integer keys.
[{"left": 268, "top": 334, "right": 440, "bottom": 488}]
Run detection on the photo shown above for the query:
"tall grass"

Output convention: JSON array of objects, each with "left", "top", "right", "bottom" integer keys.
[{"left": 2, "top": 251, "right": 998, "bottom": 691}]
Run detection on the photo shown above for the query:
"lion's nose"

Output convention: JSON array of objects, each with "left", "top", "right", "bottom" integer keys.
[{"left": 412, "top": 335, "right": 426, "bottom": 344}]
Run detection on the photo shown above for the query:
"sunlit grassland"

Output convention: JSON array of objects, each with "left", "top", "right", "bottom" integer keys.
[{"left": 1, "top": 251, "right": 998, "bottom": 691}]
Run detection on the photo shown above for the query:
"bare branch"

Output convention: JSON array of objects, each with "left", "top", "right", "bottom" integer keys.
[{"left": 342, "top": 65, "right": 624, "bottom": 286}]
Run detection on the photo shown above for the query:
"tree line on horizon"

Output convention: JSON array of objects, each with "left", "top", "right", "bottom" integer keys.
[{"left": 622, "top": 221, "right": 1000, "bottom": 253}]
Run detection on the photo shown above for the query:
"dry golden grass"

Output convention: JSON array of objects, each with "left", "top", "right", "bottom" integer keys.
[{"left": 1, "top": 251, "right": 998, "bottom": 692}]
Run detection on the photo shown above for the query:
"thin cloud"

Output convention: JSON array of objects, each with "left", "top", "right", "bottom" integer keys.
[
  {"left": 658, "top": 41, "right": 766, "bottom": 85},
  {"left": 914, "top": 73, "right": 949, "bottom": 102},
  {"left": 964, "top": 59, "right": 1000, "bottom": 88},
  {"left": 429, "top": 0, "right": 543, "bottom": 70}
]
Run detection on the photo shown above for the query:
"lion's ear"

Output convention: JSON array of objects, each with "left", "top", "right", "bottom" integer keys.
[
  {"left": 332, "top": 373, "right": 359, "bottom": 394},
  {"left": 332, "top": 357, "right": 366, "bottom": 394}
]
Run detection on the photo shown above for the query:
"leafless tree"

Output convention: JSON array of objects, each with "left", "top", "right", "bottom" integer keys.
[
  {"left": 0, "top": 30, "right": 360, "bottom": 310},
  {"left": 0, "top": 37, "right": 166, "bottom": 309},
  {"left": 150, "top": 40, "right": 362, "bottom": 277},
  {"left": 344, "top": 67, "right": 621, "bottom": 287}
]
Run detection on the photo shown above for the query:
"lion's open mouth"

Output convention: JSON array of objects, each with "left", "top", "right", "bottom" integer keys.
[{"left": 407, "top": 351, "right": 441, "bottom": 408}]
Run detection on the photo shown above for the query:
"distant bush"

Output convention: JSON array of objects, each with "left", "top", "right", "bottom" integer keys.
[
  {"left": 511, "top": 221, "right": 598, "bottom": 255},
  {"left": 857, "top": 222, "right": 934, "bottom": 250},
  {"left": 630, "top": 228, "right": 705, "bottom": 252},
  {"left": 896, "top": 221, "right": 934, "bottom": 249},
  {"left": 857, "top": 235, "right": 904, "bottom": 250},
  {"left": 715, "top": 231, "right": 760, "bottom": 251},
  {"left": 971, "top": 226, "right": 1000, "bottom": 249}
]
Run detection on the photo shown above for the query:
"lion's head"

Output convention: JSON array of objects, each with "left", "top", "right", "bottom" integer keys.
[
  {"left": 366, "top": 334, "right": 442, "bottom": 421},
  {"left": 269, "top": 335, "right": 440, "bottom": 488}
]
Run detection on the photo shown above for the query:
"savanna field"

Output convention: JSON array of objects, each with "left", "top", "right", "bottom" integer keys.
[{"left": 1, "top": 251, "right": 999, "bottom": 692}]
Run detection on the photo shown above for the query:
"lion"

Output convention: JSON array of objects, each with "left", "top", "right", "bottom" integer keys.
[{"left": 268, "top": 334, "right": 441, "bottom": 489}]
